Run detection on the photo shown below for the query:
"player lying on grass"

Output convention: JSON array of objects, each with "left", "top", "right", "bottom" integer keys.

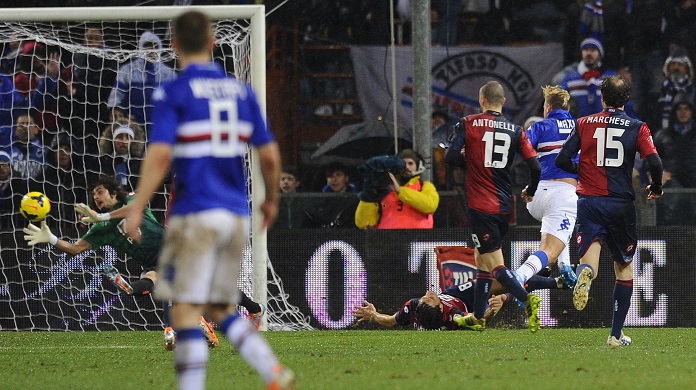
[
  {"left": 22, "top": 176, "right": 265, "bottom": 348},
  {"left": 352, "top": 273, "right": 573, "bottom": 330}
]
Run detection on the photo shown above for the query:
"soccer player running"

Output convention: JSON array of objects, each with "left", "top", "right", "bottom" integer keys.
[
  {"left": 555, "top": 75, "right": 663, "bottom": 347},
  {"left": 515, "top": 85, "right": 579, "bottom": 287},
  {"left": 124, "top": 10, "right": 294, "bottom": 390},
  {"left": 444, "top": 81, "right": 543, "bottom": 332}
]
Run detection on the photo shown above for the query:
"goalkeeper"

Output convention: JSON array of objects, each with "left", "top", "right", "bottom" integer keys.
[
  {"left": 22, "top": 176, "right": 266, "bottom": 343},
  {"left": 355, "top": 150, "right": 439, "bottom": 229}
]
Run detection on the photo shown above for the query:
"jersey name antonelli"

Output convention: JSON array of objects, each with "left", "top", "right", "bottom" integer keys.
[{"left": 461, "top": 111, "right": 537, "bottom": 213}]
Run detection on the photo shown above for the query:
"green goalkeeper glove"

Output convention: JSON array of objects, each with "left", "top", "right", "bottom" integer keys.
[
  {"left": 75, "top": 203, "right": 110, "bottom": 224},
  {"left": 23, "top": 221, "right": 58, "bottom": 246}
]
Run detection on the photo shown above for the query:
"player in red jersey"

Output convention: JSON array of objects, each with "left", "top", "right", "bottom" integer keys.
[
  {"left": 444, "top": 81, "right": 543, "bottom": 332},
  {"left": 556, "top": 75, "right": 663, "bottom": 347},
  {"left": 352, "top": 283, "right": 505, "bottom": 330}
]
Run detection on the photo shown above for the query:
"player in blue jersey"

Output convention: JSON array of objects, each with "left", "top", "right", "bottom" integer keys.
[
  {"left": 516, "top": 86, "right": 579, "bottom": 288},
  {"left": 125, "top": 11, "right": 294, "bottom": 389},
  {"left": 444, "top": 81, "right": 542, "bottom": 332},
  {"left": 556, "top": 76, "right": 663, "bottom": 347}
]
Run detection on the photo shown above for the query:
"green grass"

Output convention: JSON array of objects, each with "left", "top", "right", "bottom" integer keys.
[{"left": 0, "top": 328, "right": 693, "bottom": 389}]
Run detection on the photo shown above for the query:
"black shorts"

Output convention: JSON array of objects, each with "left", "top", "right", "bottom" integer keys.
[
  {"left": 576, "top": 196, "right": 637, "bottom": 265},
  {"left": 466, "top": 208, "right": 510, "bottom": 254}
]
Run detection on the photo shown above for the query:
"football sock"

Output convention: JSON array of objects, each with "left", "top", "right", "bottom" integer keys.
[
  {"left": 576, "top": 264, "right": 595, "bottom": 279},
  {"left": 221, "top": 313, "right": 280, "bottom": 385},
  {"left": 174, "top": 328, "right": 208, "bottom": 390},
  {"left": 473, "top": 270, "right": 494, "bottom": 319},
  {"left": 525, "top": 275, "right": 559, "bottom": 291},
  {"left": 492, "top": 265, "right": 529, "bottom": 304},
  {"left": 517, "top": 250, "right": 549, "bottom": 283},
  {"left": 239, "top": 291, "right": 262, "bottom": 314},
  {"left": 611, "top": 279, "right": 633, "bottom": 339},
  {"left": 130, "top": 277, "right": 154, "bottom": 295}
]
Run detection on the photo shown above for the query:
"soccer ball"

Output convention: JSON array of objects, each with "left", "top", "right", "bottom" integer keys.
[{"left": 20, "top": 192, "right": 51, "bottom": 222}]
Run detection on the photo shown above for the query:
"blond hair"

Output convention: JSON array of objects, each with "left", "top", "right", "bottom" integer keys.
[{"left": 542, "top": 85, "right": 570, "bottom": 111}]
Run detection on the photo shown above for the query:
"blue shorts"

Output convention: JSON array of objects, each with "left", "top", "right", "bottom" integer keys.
[
  {"left": 576, "top": 196, "right": 637, "bottom": 265},
  {"left": 466, "top": 208, "right": 509, "bottom": 254}
]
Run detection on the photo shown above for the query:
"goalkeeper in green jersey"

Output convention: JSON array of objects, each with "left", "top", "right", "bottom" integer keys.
[
  {"left": 23, "top": 176, "right": 266, "bottom": 346},
  {"left": 24, "top": 175, "right": 161, "bottom": 296}
]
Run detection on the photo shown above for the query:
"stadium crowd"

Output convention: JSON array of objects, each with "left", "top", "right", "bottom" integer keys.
[{"left": 1, "top": 0, "right": 696, "bottom": 232}]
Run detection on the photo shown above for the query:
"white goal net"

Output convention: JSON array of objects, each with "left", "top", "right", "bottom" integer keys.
[{"left": 0, "top": 6, "right": 312, "bottom": 331}]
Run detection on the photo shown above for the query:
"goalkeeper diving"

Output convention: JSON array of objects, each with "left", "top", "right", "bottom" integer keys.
[{"left": 22, "top": 175, "right": 266, "bottom": 348}]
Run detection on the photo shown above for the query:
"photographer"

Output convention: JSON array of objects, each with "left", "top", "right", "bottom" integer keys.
[{"left": 355, "top": 149, "right": 440, "bottom": 229}]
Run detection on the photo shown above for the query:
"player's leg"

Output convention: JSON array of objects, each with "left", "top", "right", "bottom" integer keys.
[
  {"left": 605, "top": 201, "right": 637, "bottom": 346},
  {"left": 239, "top": 290, "right": 266, "bottom": 330},
  {"left": 130, "top": 269, "right": 156, "bottom": 295},
  {"left": 573, "top": 241, "right": 601, "bottom": 310},
  {"left": 156, "top": 215, "right": 213, "bottom": 390},
  {"left": 210, "top": 213, "right": 294, "bottom": 389},
  {"left": 608, "top": 260, "right": 633, "bottom": 346}
]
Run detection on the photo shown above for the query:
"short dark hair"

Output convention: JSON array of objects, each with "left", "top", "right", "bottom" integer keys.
[
  {"left": 173, "top": 10, "right": 212, "bottom": 54},
  {"left": 91, "top": 176, "right": 126, "bottom": 209},
  {"left": 325, "top": 162, "right": 348, "bottom": 177},
  {"left": 600, "top": 76, "right": 631, "bottom": 108},
  {"left": 415, "top": 301, "right": 443, "bottom": 330}
]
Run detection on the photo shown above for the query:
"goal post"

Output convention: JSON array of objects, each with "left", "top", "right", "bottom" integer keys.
[{"left": 0, "top": 6, "right": 310, "bottom": 331}]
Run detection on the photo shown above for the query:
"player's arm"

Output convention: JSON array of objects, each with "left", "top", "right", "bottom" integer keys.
[
  {"left": 555, "top": 126, "right": 581, "bottom": 174},
  {"left": 645, "top": 153, "right": 663, "bottom": 200},
  {"left": 444, "top": 122, "right": 466, "bottom": 167},
  {"left": 76, "top": 202, "right": 132, "bottom": 223},
  {"left": 519, "top": 130, "right": 541, "bottom": 197},
  {"left": 352, "top": 300, "right": 398, "bottom": 327},
  {"left": 125, "top": 143, "right": 171, "bottom": 240},
  {"left": 23, "top": 222, "right": 92, "bottom": 256},
  {"left": 257, "top": 141, "right": 282, "bottom": 230}
]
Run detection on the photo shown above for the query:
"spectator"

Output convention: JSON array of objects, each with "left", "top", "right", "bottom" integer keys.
[
  {"left": 658, "top": 46, "right": 695, "bottom": 131},
  {"left": 560, "top": 37, "right": 621, "bottom": 117},
  {"left": 70, "top": 25, "right": 118, "bottom": 154},
  {"left": 431, "top": 110, "right": 453, "bottom": 147},
  {"left": 280, "top": 166, "right": 301, "bottom": 193},
  {"left": 0, "top": 150, "right": 16, "bottom": 228},
  {"left": 0, "top": 72, "right": 14, "bottom": 129},
  {"left": 322, "top": 162, "right": 357, "bottom": 193},
  {"left": 31, "top": 134, "right": 88, "bottom": 236},
  {"left": 4, "top": 111, "right": 47, "bottom": 179},
  {"left": 355, "top": 150, "right": 439, "bottom": 229},
  {"left": 432, "top": 0, "right": 464, "bottom": 46},
  {"left": 654, "top": 101, "right": 696, "bottom": 188},
  {"left": 14, "top": 41, "right": 61, "bottom": 135},
  {"left": 97, "top": 120, "right": 145, "bottom": 193},
  {"left": 107, "top": 31, "right": 177, "bottom": 131}
]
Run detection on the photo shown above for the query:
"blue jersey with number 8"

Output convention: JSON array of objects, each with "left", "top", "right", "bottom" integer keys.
[{"left": 150, "top": 62, "right": 274, "bottom": 216}]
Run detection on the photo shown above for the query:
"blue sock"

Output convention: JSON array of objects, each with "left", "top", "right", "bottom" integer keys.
[
  {"left": 473, "top": 270, "right": 494, "bottom": 319},
  {"left": 576, "top": 264, "right": 595, "bottom": 278},
  {"left": 492, "top": 265, "right": 529, "bottom": 303},
  {"left": 611, "top": 279, "right": 633, "bottom": 339},
  {"left": 525, "top": 275, "right": 559, "bottom": 291},
  {"left": 533, "top": 250, "right": 549, "bottom": 268}
]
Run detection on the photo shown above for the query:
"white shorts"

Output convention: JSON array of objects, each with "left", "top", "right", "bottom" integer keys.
[
  {"left": 155, "top": 209, "right": 249, "bottom": 305},
  {"left": 526, "top": 180, "right": 577, "bottom": 245}
]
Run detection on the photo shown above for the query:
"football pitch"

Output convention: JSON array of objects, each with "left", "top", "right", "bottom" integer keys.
[{"left": 0, "top": 328, "right": 693, "bottom": 389}]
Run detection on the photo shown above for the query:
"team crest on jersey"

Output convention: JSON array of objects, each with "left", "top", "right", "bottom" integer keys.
[{"left": 401, "top": 51, "right": 534, "bottom": 122}]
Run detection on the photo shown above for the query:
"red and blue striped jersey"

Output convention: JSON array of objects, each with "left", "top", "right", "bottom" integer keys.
[
  {"left": 449, "top": 110, "right": 537, "bottom": 214},
  {"left": 559, "top": 108, "right": 657, "bottom": 199},
  {"left": 149, "top": 63, "right": 274, "bottom": 216}
]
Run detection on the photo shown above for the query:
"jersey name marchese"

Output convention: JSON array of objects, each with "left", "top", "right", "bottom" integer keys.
[
  {"left": 583, "top": 115, "right": 631, "bottom": 126},
  {"left": 471, "top": 118, "right": 516, "bottom": 131}
]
